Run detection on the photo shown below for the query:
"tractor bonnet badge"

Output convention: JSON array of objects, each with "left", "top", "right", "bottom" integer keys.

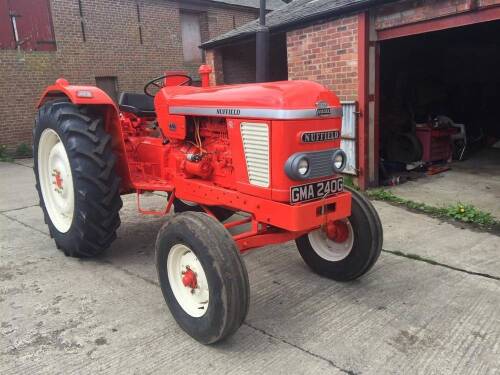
[
  {"left": 301, "top": 130, "right": 340, "bottom": 143},
  {"left": 216, "top": 108, "right": 241, "bottom": 116},
  {"left": 315, "top": 101, "right": 332, "bottom": 116}
]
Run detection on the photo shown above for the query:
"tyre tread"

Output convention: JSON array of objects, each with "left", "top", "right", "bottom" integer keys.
[
  {"left": 34, "top": 101, "right": 122, "bottom": 258},
  {"left": 155, "top": 212, "right": 249, "bottom": 344},
  {"left": 296, "top": 188, "right": 383, "bottom": 281}
]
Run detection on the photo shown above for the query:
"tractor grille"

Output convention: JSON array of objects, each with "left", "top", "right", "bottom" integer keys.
[
  {"left": 240, "top": 122, "right": 270, "bottom": 187},
  {"left": 307, "top": 149, "right": 337, "bottom": 178}
]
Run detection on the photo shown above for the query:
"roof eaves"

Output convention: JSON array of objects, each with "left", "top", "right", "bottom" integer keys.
[
  {"left": 202, "top": 31, "right": 257, "bottom": 50},
  {"left": 202, "top": 0, "right": 394, "bottom": 49},
  {"left": 204, "top": 0, "right": 284, "bottom": 11}
]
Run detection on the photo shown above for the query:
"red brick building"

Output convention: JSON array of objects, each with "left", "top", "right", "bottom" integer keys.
[
  {"left": 0, "top": 0, "right": 284, "bottom": 152},
  {"left": 202, "top": 0, "right": 500, "bottom": 189}
]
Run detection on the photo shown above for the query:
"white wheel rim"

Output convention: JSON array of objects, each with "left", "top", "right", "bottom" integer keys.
[
  {"left": 167, "top": 244, "right": 210, "bottom": 318},
  {"left": 308, "top": 219, "right": 354, "bottom": 262},
  {"left": 38, "top": 129, "right": 75, "bottom": 233}
]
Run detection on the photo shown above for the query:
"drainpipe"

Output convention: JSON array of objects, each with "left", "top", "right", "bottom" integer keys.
[{"left": 255, "top": 0, "right": 269, "bottom": 82}]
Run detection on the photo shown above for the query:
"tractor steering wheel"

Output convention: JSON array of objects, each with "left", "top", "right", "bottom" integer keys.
[{"left": 144, "top": 74, "right": 193, "bottom": 97}]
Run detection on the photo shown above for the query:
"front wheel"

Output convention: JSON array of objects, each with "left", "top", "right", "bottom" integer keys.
[
  {"left": 155, "top": 212, "right": 249, "bottom": 344},
  {"left": 296, "top": 188, "right": 383, "bottom": 281}
]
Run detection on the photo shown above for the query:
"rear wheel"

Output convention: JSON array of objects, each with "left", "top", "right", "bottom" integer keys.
[
  {"left": 173, "top": 199, "right": 234, "bottom": 222},
  {"left": 296, "top": 188, "right": 383, "bottom": 281},
  {"left": 34, "top": 101, "right": 122, "bottom": 257},
  {"left": 155, "top": 212, "right": 249, "bottom": 344}
]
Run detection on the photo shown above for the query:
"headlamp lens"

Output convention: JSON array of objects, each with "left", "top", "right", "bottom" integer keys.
[
  {"left": 298, "top": 158, "right": 309, "bottom": 175},
  {"left": 332, "top": 150, "right": 347, "bottom": 172}
]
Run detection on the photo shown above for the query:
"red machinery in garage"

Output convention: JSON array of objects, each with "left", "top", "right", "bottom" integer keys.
[
  {"left": 415, "top": 123, "right": 455, "bottom": 163},
  {"left": 33, "top": 65, "right": 383, "bottom": 344}
]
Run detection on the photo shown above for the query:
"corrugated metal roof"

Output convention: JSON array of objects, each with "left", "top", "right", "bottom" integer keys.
[
  {"left": 202, "top": 0, "right": 391, "bottom": 48},
  {"left": 209, "top": 0, "right": 286, "bottom": 10}
]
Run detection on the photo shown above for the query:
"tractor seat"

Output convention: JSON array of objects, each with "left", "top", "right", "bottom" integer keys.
[{"left": 118, "top": 93, "right": 156, "bottom": 117}]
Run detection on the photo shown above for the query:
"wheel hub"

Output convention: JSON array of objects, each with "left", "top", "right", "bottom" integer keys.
[
  {"left": 182, "top": 267, "right": 198, "bottom": 290},
  {"left": 52, "top": 169, "right": 64, "bottom": 192},
  {"left": 324, "top": 220, "right": 349, "bottom": 243},
  {"left": 38, "top": 129, "right": 75, "bottom": 233},
  {"left": 307, "top": 219, "right": 354, "bottom": 262},
  {"left": 167, "top": 244, "right": 209, "bottom": 317}
]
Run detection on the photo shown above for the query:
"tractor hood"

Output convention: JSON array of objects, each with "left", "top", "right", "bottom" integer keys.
[{"left": 155, "top": 80, "right": 342, "bottom": 120}]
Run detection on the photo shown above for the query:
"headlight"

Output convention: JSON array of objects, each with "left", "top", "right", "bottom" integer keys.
[
  {"left": 285, "top": 149, "right": 347, "bottom": 180},
  {"left": 297, "top": 158, "right": 309, "bottom": 176},
  {"left": 285, "top": 154, "right": 311, "bottom": 180},
  {"left": 331, "top": 149, "right": 347, "bottom": 173}
]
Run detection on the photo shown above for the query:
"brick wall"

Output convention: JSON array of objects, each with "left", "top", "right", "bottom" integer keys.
[
  {"left": 0, "top": 52, "right": 60, "bottom": 153},
  {"left": 221, "top": 41, "right": 257, "bottom": 84},
  {"left": 0, "top": 0, "right": 258, "bottom": 151},
  {"left": 215, "top": 33, "right": 287, "bottom": 84},
  {"left": 205, "top": 49, "right": 224, "bottom": 85},
  {"left": 374, "top": 0, "right": 500, "bottom": 30},
  {"left": 287, "top": 16, "right": 359, "bottom": 102},
  {"left": 206, "top": 7, "right": 258, "bottom": 40},
  {"left": 204, "top": 45, "right": 253, "bottom": 85}
]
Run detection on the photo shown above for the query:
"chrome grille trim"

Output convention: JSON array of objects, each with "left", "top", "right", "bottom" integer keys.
[
  {"left": 285, "top": 149, "right": 343, "bottom": 180},
  {"left": 240, "top": 122, "right": 270, "bottom": 187}
]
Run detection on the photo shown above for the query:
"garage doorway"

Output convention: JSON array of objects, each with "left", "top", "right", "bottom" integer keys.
[{"left": 378, "top": 20, "right": 500, "bottom": 218}]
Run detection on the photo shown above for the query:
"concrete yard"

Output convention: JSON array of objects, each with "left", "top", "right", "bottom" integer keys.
[
  {"left": 1, "top": 160, "right": 499, "bottom": 374},
  {"left": 388, "top": 148, "right": 500, "bottom": 220}
]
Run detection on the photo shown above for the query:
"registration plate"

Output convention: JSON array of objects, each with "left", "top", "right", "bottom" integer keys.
[{"left": 290, "top": 177, "right": 344, "bottom": 203}]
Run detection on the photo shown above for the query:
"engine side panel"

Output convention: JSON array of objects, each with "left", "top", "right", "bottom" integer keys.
[{"left": 227, "top": 119, "right": 273, "bottom": 200}]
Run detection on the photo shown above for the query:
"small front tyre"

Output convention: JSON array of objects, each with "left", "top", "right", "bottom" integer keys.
[
  {"left": 296, "top": 187, "right": 383, "bottom": 281},
  {"left": 155, "top": 212, "right": 249, "bottom": 344}
]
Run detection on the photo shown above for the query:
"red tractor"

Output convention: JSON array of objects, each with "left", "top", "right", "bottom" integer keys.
[{"left": 34, "top": 65, "right": 383, "bottom": 344}]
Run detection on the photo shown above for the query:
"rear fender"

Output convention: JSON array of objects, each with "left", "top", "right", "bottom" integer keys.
[{"left": 37, "top": 78, "right": 133, "bottom": 192}]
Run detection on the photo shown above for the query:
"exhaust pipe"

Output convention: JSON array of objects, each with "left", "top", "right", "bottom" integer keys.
[{"left": 256, "top": 0, "right": 269, "bottom": 82}]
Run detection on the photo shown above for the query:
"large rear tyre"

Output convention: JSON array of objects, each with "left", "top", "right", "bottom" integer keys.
[
  {"left": 173, "top": 198, "right": 234, "bottom": 222},
  {"left": 296, "top": 188, "right": 383, "bottom": 281},
  {"left": 33, "top": 101, "right": 122, "bottom": 257},
  {"left": 155, "top": 212, "right": 249, "bottom": 344}
]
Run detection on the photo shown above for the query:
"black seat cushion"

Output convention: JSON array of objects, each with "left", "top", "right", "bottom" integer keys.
[{"left": 118, "top": 92, "right": 156, "bottom": 117}]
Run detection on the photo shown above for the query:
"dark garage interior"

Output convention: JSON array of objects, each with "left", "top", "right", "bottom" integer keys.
[{"left": 379, "top": 20, "right": 500, "bottom": 187}]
